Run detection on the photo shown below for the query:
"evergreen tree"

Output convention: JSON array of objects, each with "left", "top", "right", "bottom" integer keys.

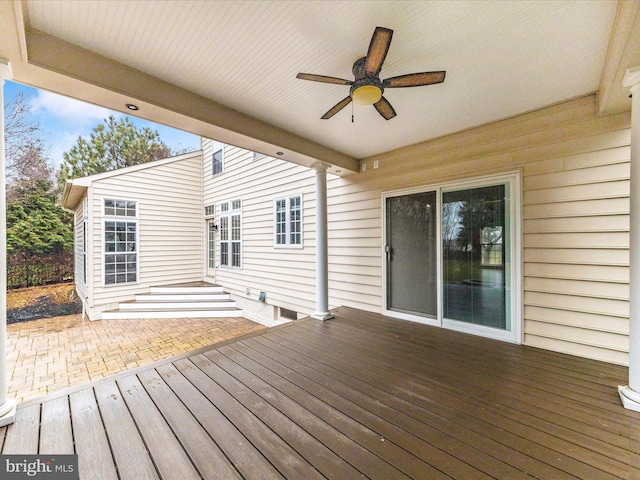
[
  {"left": 57, "top": 115, "right": 171, "bottom": 190},
  {"left": 6, "top": 179, "right": 73, "bottom": 256}
]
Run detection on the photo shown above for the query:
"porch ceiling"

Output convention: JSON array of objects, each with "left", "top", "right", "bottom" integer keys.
[{"left": 1, "top": 1, "right": 639, "bottom": 174}]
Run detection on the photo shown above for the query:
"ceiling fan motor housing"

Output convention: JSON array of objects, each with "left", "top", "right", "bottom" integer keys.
[{"left": 351, "top": 57, "right": 384, "bottom": 104}]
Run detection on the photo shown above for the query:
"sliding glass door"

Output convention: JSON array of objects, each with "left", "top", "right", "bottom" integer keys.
[
  {"left": 442, "top": 184, "right": 509, "bottom": 330},
  {"left": 386, "top": 191, "right": 437, "bottom": 318},
  {"left": 383, "top": 174, "right": 519, "bottom": 342}
]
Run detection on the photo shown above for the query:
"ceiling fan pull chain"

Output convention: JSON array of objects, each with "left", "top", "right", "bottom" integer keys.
[{"left": 352, "top": 101, "right": 354, "bottom": 123}]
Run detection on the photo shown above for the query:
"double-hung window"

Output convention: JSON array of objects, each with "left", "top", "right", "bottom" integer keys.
[
  {"left": 212, "top": 141, "right": 224, "bottom": 176},
  {"left": 103, "top": 199, "right": 138, "bottom": 285},
  {"left": 274, "top": 195, "right": 302, "bottom": 247},
  {"left": 220, "top": 199, "right": 242, "bottom": 267}
]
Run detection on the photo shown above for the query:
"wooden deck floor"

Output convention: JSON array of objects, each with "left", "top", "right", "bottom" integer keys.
[{"left": 1, "top": 307, "right": 638, "bottom": 479}]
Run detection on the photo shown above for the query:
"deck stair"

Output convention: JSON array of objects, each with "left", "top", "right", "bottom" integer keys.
[{"left": 102, "top": 284, "right": 242, "bottom": 319}]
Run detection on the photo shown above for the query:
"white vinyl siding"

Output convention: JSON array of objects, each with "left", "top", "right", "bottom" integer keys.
[
  {"left": 332, "top": 94, "right": 630, "bottom": 365},
  {"left": 74, "top": 197, "right": 89, "bottom": 292},
  {"left": 203, "top": 95, "right": 631, "bottom": 365},
  {"left": 89, "top": 153, "right": 203, "bottom": 313},
  {"left": 203, "top": 143, "right": 317, "bottom": 314},
  {"left": 274, "top": 194, "right": 302, "bottom": 247}
]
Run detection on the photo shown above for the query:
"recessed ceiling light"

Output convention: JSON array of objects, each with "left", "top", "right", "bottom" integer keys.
[{"left": 126, "top": 103, "right": 139, "bottom": 111}]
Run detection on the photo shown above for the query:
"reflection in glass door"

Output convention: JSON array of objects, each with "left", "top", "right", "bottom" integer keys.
[
  {"left": 442, "top": 184, "right": 509, "bottom": 330},
  {"left": 386, "top": 191, "right": 437, "bottom": 318}
]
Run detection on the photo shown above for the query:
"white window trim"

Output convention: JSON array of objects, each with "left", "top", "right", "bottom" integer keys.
[
  {"left": 381, "top": 171, "right": 522, "bottom": 344},
  {"left": 82, "top": 198, "right": 88, "bottom": 285},
  {"left": 219, "top": 199, "right": 242, "bottom": 268},
  {"left": 273, "top": 193, "right": 304, "bottom": 249},
  {"left": 101, "top": 198, "right": 140, "bottom": 287},
  {"left": 211, "top": 141, "right": 224, "bottom": 177}
]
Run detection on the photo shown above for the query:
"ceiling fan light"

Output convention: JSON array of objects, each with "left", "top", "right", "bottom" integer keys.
[{"left": 351, "top": 85, "right": 382, "bottom": 105}]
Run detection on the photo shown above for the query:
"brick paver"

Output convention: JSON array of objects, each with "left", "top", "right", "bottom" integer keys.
[{"left": 7, "top": 313, "right": 266, "bottom": 404}]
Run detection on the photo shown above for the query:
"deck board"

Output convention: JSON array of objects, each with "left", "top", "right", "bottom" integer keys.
[
  {"left": 94, "top": 381, "right": 159, "bottom": 479},
  {"left": 156, "top": 362, "right": 285, "bottom": 480},
  {"left": 116, "top": 373, "right": 202, "bottom": 480},
  {"left": 211, "top": 346, "right": 418, "bottom": 480},
  {"left": 2, "top": 306, "right": 639, "bottom": 480},
  {"left": 135, "top": 368, "right": 241, "bottom": 479},
  {"left": 2, "top": 404, "right": 40, "bottom": 454},
  {"left": 40, "top": 397, "right": 73, "bottom": 454},
  {"left": 69, "top": 389, "right": 118, "bottom": 480},
  {"left": 173, "top": 356, "right": 323, "bottom": 480}
]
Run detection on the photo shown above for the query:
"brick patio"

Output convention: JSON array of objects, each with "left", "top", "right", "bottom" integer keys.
[{"left": 7, "top": 313, "right": 266, "bottom": 404}]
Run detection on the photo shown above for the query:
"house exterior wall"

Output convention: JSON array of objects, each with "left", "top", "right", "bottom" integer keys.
[
  {"left": 202, "top": 140, "right": 318, "bottom": 322},
  {"left": 203, "top": 93, "right": 631, "bottom": 365},
  {"left": 333, "top": 94, "right": 630, "bottom": 365},
  {"left": 87, "top": 153, "right": 203, "bottom": 318},
  {"left": 73, "top": 196, "right": 89, "bottom": 304}
]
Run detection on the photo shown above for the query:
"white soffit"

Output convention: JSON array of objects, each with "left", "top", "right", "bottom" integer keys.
[{"left": 25, "top": 0, "right": 617, "bottom": 159}]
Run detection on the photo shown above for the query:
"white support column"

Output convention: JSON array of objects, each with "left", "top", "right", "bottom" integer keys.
[
  {"left": 311, "top": 163, "right": 334, "bottom": 321},
  {"left": 620, "top": 66, "right": 640, "bottom": 412},
  {"left": 0, "top": 59, "right": 17, "bottom": 426}
]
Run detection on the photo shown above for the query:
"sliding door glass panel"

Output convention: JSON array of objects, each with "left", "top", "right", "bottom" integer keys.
[
  {"left": 386, "top": 191, "right": 437, "bottom": 317},
  {"left": 442, "top": 184, "right": 509, "bottom": 329}
]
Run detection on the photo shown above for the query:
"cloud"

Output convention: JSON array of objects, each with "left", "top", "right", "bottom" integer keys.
[
  {"left": 30, "top": 90, "right": 121, "bottom": 128},
  {"left": 47, "top": 130, "right": 87, "bottom": 168}
]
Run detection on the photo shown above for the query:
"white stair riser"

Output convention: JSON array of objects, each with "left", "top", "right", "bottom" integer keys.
[
  {"left": 135, "top": 294, "right": 230, "bottom": 302},
  {"left": 149, "top": 286, "right": 223, "bottom": 294},
  {"left": 102, "top": 310, "right": 243, "bottom": 320},
  {"left": 120, "top": 301, "right": 237, "bottom": 310}
]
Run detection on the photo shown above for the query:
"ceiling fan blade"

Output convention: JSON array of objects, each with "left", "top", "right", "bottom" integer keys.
[
  {"left": 374, "top": 96, "right": 396, "bottom": 120},
  {"left": 364, "top": 27, "right": 393, "bottom": 77},
  {"left": 383, "top": 71, "right": 446, "bottom": 88},
  {"left": 296, "top": 73, "right": 353, "bottom": 85},
  {"left": 321, "top": 96, "right": 352, "bottom": 119}
]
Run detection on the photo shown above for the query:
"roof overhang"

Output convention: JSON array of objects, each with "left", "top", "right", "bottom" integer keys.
[{"left": 61, "top": 181, "right": 88, "bottom": 211}]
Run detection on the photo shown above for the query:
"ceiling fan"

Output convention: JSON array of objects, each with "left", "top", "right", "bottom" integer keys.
[{"left": 296, "top": 26, "right": 446, "bottom": 121}]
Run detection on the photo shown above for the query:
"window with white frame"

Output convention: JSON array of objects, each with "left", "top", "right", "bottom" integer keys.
[
  {"left": 219, "top": 199, "right": 241, "bottom": 267},
  {"left": 212, "top": 141, "right": 224, "bottom": 176},
  {"left": 274, "top": 195, "right": 302, "bottom": 247},
  {"left": 103, "top": 199, "right": 138, "bottom": 285}
]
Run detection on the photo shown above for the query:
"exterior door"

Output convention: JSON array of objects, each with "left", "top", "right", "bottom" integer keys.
[
  {"left": 384, "top": 173, "right": 520, "bottom": 342},
  {"left": 206, "top": 219, "right": 216, "bottom": 277},
  {"left": 442, "top": 184, "right": 509, "bottom": 330},
  {"left": 385, "top": 191, "right": 438, "bottom": 319}
]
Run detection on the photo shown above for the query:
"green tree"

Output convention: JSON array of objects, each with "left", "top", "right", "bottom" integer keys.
[
  {"left": 6, "top": 179, "right": 73, "bottom": 256},
  {"left": 57, "top": 115, "right": 171, "bottom": 190}
]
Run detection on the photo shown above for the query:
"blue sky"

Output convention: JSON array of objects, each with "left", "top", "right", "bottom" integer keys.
[{"left": 4, "top": 80, "right": 201, "bottom": 169}]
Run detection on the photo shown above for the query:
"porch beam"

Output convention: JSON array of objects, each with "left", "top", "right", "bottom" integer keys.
[
  {"left": 311, "top": 164, "right": 334, "bottom": 321},
  {"left": 620, "top": 65, "right": 640, "bottom": 412},
  {"left": 0, "top": 59, "right": 17, "bottom": 427}
]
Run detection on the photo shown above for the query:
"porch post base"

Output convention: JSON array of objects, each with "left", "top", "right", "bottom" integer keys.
[
  {"left": 618, "top": 385, "right": 640, "bottom": 412},
  {"left": 311, "top": 311, "right": 335, "bottom": 321},
  {"left": 0, "top": 399, "right": 16, "bottom": 427}
]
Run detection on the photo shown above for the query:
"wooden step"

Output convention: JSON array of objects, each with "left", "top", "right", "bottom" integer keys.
[
  {"left": 102, "top": 283, "right": 242, "bottom": 320},
  {"left": 149, "top": 286, "right": 224, "bottom": 295},
  {"left": 119, "top": 300, "right": 237, "bottom": 310},
  {"left": 102, "top": 308, "right": 243, "bottom": 320},
  {"left": 134, "top": 293, "right": 231, "bottom": 302}
]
